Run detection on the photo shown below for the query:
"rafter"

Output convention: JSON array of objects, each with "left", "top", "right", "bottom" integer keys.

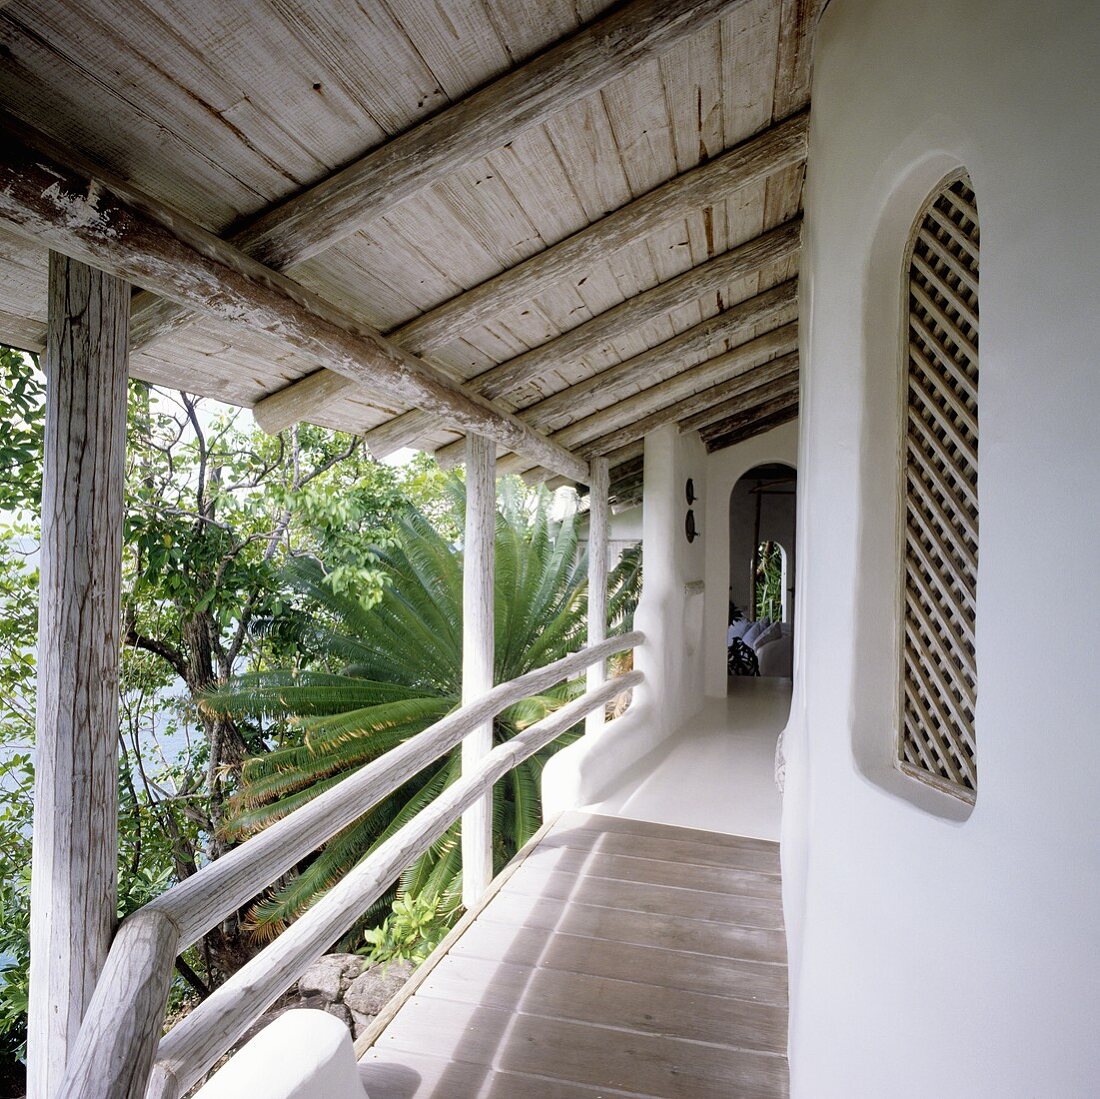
[
  {"left": 253, "top": 111, "right": 809, "bottom": 435},
  {"left": 533, "top": 365, "right": 799, "bottom": 485},
  {"left": 489, "top": 327, "right": 798, "bottom": 476},
  {"left": 540, "top": 444, "right": 646, "bottom": 494},
  {"left": 433, "top": 279, "right": 797, "bottom": 468},
  {"left": 0, "top": 118, "right": 588, "bottom": 483},
  {"left": 521, "top": 355, "right": 799, "bottom": 486},
  {"left": 702, "top": 396, "right": 801, "bottom": 451},
  {"left": 125, "top": 0, "right": 747, "bottom": 356},
  {"left": 577, "top": 353, "right": 798, "bottom": 464},
  {"left": 696, "top": 375, "right": 800, "bottom": 438},
  {"left": 358, "top": 219, "right": 802, "bottom": 457},
  {"left": 678, "top": 368, "right": 799, "bottom": 433}
]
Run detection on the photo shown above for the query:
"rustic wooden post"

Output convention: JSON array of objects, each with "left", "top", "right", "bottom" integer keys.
[
  {"left": 28, "top": 252, "right": 129, "bottom": 1099},
  {"left": 586, "top": 459, "right": 610, "bottom": 735},
  {"left": 461, "top": 434, "right": 495, "bottom": 908}
]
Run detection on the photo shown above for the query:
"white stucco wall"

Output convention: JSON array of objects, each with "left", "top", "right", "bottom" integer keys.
[
  {"left": 784, "top": 1, "right": 1100, "bottom": 1095},
  {"left": 703, "top": 421, "right": 798, "bottom": 697},
  {"left": 543, "top": 424, "right": 707, "bottom": 814}
]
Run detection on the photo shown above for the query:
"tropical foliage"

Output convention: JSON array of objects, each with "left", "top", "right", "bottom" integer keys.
[
  {"left": 0, "top": 340, "right": 642, "bottom": 1066},
  {"left": 0, "top": 345, "right": 457, "bottom": 1060},
  {"left": 211, "top": 482, "right": 638, "bottom": 940},
  {"left": 754, "top": 539, "right": 784, "bottom": 622}
]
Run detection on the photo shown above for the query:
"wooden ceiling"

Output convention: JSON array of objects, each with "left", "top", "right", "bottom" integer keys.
[{"left": 0, "top": 0, "right": 818, "bottom": 485}]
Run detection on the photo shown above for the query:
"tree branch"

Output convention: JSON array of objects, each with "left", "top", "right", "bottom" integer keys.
[{"left": 123, "top": 618, "right": 188, "bottom": 679}]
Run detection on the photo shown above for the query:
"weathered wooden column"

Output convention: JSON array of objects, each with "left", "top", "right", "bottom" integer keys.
[
  {"left": 586, "top": 459, "right": 610, "bottom": 735},
  {"left": 28, "top": 252, "right": 129, "bottom": 1099},
  {"left": 460, "top": 434, "right": 495, "bottom": 909}
]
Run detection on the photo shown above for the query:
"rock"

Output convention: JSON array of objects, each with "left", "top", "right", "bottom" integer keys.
[
  {"left": 237, "top": 993, "right": 328, "bottom": 1046},
  {"left": 343, "top": 960, "right": 414, "bottom": 1016},
  {"left": 336, "top": 953, "right": 367, "bottom": 994},
  {"left": 349, "top": 1008, "right": 375, "bottom": 1040},
  {"left": 297, "top": 952, "right": 362, "bottom": 1002},
  {"left": 324, "top": 1001, "right": 352, "bottom": 1028}
]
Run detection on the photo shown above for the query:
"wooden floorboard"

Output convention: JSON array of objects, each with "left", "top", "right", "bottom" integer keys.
[
  {"left": 505, "top": 862, "right": 785, "bottom": 927},
  {"left": 416, "top": 954, "right": 789, "bottom": 1052},
  {"left": 360, "top": 1050, "right": 650, "bottom": 1099},
  {"left": 539, "top": 822, "right": 782, "bottom": 876},
  {"left": 557, "top": 811, "right": 783, "bottom": 853},
  {"left": 360, "top": 813, "right": 790, "bottom": 1098},
  {"left": 520, "top": 841, "right": 783, "bottom": 899},
  {"left": 449, "top": 920, "right": 790, "bottom": 1005},
  {"left": 479, "top": 891, "right": 787, "bottom": 963}
]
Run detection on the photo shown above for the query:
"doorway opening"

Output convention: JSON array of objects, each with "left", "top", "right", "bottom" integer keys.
[{"left": 727, "top": 463, "right": 796, "bottom": 682}]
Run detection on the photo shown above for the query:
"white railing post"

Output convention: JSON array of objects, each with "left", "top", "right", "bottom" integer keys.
[
  {"left": 461, "top": 433, "right": 495, "bottom": 908},
  {"left": 586, "top": 458, "right": 610, "bottom": 735},
  {"left": 29, "top": 252, "right": 129, "bottom": 1099}
]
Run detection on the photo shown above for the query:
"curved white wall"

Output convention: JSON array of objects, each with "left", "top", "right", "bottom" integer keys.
[
  {"left": 785, "top": 1, "right": 1100, "bottom": 1095},
  {"left": 543, "top": 424, "right": 707, "bottom": 814}
]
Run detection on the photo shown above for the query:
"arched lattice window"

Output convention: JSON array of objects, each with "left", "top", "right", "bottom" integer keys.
[{"left": 898, "top": 171, "right": 979, "bottom": 802}]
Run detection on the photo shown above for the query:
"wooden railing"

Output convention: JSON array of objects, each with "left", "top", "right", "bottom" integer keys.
[{"left": 57, "top": 631, "right": 644, "bottom": 1099}]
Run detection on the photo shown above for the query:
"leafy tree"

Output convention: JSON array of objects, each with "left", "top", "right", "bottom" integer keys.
[
  {"left": 0, "top": 347, "right": 44, "bottom": 513},
  {"left": 212, "top": 482, "right": 639, "bottom": 940},
  {"left": 0, "top": 531, "right": 39, "bottom": 1067},
  {"left": 0, "top": 345, "right": 417, "bottom": 1028},
  {"left": 0, "top": 752, "right": 32, "bottom": 1067}
]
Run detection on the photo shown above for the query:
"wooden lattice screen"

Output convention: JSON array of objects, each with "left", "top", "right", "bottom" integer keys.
[{"left": 898, "top": 171, "right": 979, "bottom": 801}]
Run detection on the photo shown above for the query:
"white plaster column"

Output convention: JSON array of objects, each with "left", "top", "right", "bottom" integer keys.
[
  {"left": 460, "top": 433, "right": 495, "bottom": 908},
  {"left": 29, "top": 252, "right": 129, "bottom": 1098}
]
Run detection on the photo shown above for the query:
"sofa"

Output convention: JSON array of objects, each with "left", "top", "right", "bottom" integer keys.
[{"left": 727, "top": 616, "right": 793, "bottom": 678}]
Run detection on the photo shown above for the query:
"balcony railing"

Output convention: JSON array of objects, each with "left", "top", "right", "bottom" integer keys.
[{"left": 57, "top": 630, "right": 644, "bottom": 1099}]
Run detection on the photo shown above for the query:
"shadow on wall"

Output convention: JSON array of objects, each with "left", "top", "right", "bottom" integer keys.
[{"left": 726, "top": 463, "right": 796, "bottom": 685}]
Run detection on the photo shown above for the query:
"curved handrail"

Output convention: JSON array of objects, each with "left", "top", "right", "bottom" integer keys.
[
  {"left": 148, "top": 629, "right": 643, "bottom": 951},
  {"left": 153, "top": 670, "right": 643, "bottom": 1097},
  {"left": 57, "top": 632, "right": 644, "bottom": 1099}
]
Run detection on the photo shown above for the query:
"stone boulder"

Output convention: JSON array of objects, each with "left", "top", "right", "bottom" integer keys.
[
  {"left": 237, "top": 952, "right": 413, "bottom": 1049},
  {"left": 343, "top": 960, "right": 415, "bottom": 1017},
  {"left": 296, "top": 952, "right": 364, "bottom": 1002}
]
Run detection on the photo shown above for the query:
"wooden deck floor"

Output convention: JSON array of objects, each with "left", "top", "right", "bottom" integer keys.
[{"left": 358, "top": 812, "right": 788, "bottom": 1098}]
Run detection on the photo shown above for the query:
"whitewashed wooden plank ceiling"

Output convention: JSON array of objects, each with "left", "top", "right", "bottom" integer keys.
[{"left": 0, "top": 0, "right": 820, "bottom": 473}]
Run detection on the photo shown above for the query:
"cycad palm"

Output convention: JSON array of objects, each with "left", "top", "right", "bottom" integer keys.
[{"left": 213, "top": 482, "right": 624, "bottom": 938}]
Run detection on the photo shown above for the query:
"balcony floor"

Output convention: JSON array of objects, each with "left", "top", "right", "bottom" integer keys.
[
  {"left": 358, "top": 812, "right": 788, "bottom": 1098},
  {"left": 585, "top": 676, "right": 791, "bottom": 841}
]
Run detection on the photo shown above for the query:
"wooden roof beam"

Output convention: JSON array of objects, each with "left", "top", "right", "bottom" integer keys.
[
  {"left": 701, "top": 395, "right": 801, "bottom": 452},
  {"left": 253, "top": 111, "right": 810, "bottom": 436},
  {"left": 541, "top": 444, "right": 645, "bottom": 494},
  {"left": 433, "top": 279, "right": 798, "bottom": 469},
  {"left": 695, "top": 375, "right": 801, "bottom": 440},
  {"left": 359, "top": 218, "right": 802, "bottom": 458},
  {"left": 488, "top": 327, "right": 798, "bottom": 477},
  {"left": 524, "top": 367, "right": 799, "bottom": 486},
  {"left": 678, "top": 370, "right": 799, "bottom": 434},
  {"left": 584, "top": 355, "right": 799, "bottom": 459},
  {"left": 126, "top": 0, "right": 754, "bottom": 355},
  {"left": 0, "top": 120, "right": 589, "bottom": 484}
]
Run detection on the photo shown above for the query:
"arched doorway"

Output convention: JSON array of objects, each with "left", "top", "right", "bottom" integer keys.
[{"left": 726, "top": 463, "right": 796, "bottom": 683}]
